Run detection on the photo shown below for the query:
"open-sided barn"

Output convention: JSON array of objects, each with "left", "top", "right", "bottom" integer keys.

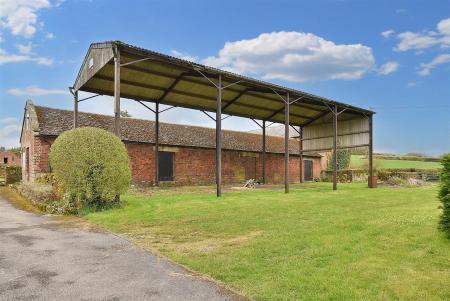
[{"left": 21, "top": 40, "right": 374, "bottom": 195}]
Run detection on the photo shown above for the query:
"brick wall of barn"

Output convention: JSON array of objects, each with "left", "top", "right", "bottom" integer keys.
[{"left": 26, "top": 136, "right": 320, "bottom": 185}]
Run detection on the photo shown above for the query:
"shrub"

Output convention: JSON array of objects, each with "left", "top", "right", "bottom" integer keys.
[
  {"left": 49, "top": 127, "right": 131, "bottom": 211},
  {"left": 327, "top": 149, "right": 351, "bottom": 170},
  {"left": 438, "top": 154, "right": 450, "bottom": 236}
]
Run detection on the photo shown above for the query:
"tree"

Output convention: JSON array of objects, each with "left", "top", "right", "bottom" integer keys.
[
  {"left": 439, "top": 153, "right": 450, "bottom": 236},
  {"left": 49, "top": 127, "right": 131, "bottom": 211},
  {"left": 120, "top": 110, "right": 132, "bottom": 117},
  {"left": 327, "top": 149, "right": 352, "bottom": 170}
]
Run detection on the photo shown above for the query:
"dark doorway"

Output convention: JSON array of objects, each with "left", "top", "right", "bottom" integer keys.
[
  {"left": 3, "top": 157, "right": 7, "bottom": 165},
  {"left": 158, "top": 151, "right": 174, "bottom": 181},
  {"left": 304, "top": 160, "right": 313, "bottom": 181}
]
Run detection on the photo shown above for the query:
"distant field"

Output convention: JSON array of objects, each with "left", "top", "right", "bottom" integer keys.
[{"left": 350, "top": 155, "right": 442, "bottom": 170}]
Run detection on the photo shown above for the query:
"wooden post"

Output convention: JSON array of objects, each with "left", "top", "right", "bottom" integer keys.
[
  {"left": 155, "top": 102, "right": 160, "bottom": 187},
  {"left": 262, "top": 120, "right": 266, "bottom": 184},
  {"left": 368, "top": 114, "right": 374, "bottom": 188},
  {"left": 299, "top": 126, "right": 303, "bottom": 183},
  {"left": 114, "top": 48, "right": 121, "bottom": 137},
  {"left": 332, "top": 105, "right": 338, "bottom": 190},
  {"left": 285, "top": 93, "right": 290, "bottom": 194},
  {"left": 216, "top": 74, "right": 222, "bottom": 197},
  {"left": 73, "top": 90, "right": 78, "bottom": 129}
]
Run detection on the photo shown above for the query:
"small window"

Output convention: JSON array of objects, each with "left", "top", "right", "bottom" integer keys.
[
  {"left": 158, "top": 151, "right": 174, "bottom": 181},
  {"left": 88, "top": 57, "right": 94, "bottom": 69}
]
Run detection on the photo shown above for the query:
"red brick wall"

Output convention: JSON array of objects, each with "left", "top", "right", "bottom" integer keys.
[
  {"left": 0, "top": 151, "right": 21, "bottom": 167},
  {"left": 25, "top": 137, "right": 321, "bottom": 185},
  {"left": 125, "top": 142, "right": 321, "bottom": 185}
]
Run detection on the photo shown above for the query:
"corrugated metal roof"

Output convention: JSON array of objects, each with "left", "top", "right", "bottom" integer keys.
[{"left": 73, "top": 41, "right": 374, "bottom": 128}]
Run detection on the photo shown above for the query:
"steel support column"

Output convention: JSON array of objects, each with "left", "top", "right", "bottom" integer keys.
[
  {"left": 262, "top": 120, "right": 266, "bottom": 184},
  {"left": 73, "top": 90, "right": 78, "bottom": 129},
  {"left": 114, "top": 48, "right": 121, "bottom": 137},
  {"left": 216, "top": 74, "right": 222, "bottom": 197},
  {"left": 155, "top": 102, "right": 160, "bottom": 187},
  {"left": 332, "top": 105, "right": 338, "bottom": 190},
  {"left": 368, "top": 114, "right": 374, "bottom": 188},
  {"left": 284, "top": 93, "right": 290, "bottom": 194},
  {"left": 299, "top": 126, "right": 303, "bottom": 183}
]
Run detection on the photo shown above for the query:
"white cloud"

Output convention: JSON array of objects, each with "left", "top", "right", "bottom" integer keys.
[
  {"left": 378, "top": 61, "right": 399, "bottom": 75},
  {"left": 0, "top": 47, "right": 52, "bottom": 65},
  {"left": 0, "top": 0, "right": 51, "bottom": 38},
  {"left": 0, "top": 117, "right": 20, "bottom": 148},
  {"left": 381, "top": 29, "right": 395, "bottom": 39},
  {"left": 34, "top": 56, "right": 53, "bottom": 65},
  {"left": 45, "top": 32, "right": 54, "bottom": 39},
  {"left": 407, "top": 81, "right": 417, "bottom": 87},
  {"left": 202, "top": 31, "right": 375, "bottom": 82},
  {"left": 16, "top": 42, "right": 33, "bottom": 54},
  {"left": 418, "top": 53, "right": 450, "bottom": 76},
  {"left": 7, "top": 85, "right": 69, "bottom": 96},
  {"left": 170, "top": 50, "right": 198, "bottom": 62},
  {"left": 396, "top": 17, "right": 450, "bottom": 51},
  {"left": 396, "top": 32, "right": 441, "bottom": 51}
]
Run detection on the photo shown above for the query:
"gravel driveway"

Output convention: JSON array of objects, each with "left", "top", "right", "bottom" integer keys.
[{"left": 0, "top": 193, "right": 242, "bottom": 301}]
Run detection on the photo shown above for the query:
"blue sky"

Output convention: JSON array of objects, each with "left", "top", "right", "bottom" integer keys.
[{"left": 0, "top": 0, "right": 449, "bottom": 155}]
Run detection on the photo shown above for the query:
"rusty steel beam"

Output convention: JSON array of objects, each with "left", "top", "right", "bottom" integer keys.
[
  {"left": 332, "top": 105, "right": 338, "bottom": 190},
  {"left": 158, "top": 72, "right": 186, "bottom": 102},
  {"left": 114, "top": 48, "right": 121, "bottom": 137},
  {"left": 368, "top": 114, "right": 374, "bottom": 188},
  {"left": 155, "top": 102, "right": 160, "bottom": 187},
  {"left": 285, "top": 93, "right": 290, "bottom": 194},
  {"left": 216, "top": 74, "right": 222, "bottom": 197},
  {"left": 262, "top": 120, "right": 266, "bottom": 184},
  {"left": 299, "top": 127, "right": 303, "bottom": 183},
  {"left": 73, "top": 90, "right": 78, "bottom": 129}
]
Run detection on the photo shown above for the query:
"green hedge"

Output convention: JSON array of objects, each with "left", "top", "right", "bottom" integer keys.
[
  {"left": 439, "top": 154, "right": 450, "bottom": 236},
  {"left": 49, "top": 127, "right": 131, "bottom": 212},
  {"left": 5, "top": 166, "right": 22, "bottom": 184}
]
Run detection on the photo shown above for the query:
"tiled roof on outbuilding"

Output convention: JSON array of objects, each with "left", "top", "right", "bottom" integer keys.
[{"left": 33, "top": 105, "right": 321, "bottom": 156}]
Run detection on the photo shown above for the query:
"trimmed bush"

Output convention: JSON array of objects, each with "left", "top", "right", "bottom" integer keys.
[
  {"left": 49, "top": 127, "right": 131, "bottom": 211},
  {"left": 439, "top": 154, "right": 450, "bottom": 236}
]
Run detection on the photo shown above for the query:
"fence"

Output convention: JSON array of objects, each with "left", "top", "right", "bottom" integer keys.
[{"left": 321, "top": 168, "right": 441, "bottom": 183}]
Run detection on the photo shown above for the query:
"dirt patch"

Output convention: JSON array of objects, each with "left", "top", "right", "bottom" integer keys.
[
  {"left": 43, "top": 216, "right": 105, "bottom": 233},
  {"left": 124, "top": 228, "right": 263, "bottom": 255},
  {"left": 0, "top": 187, "right": 42, "bottom": 214}
]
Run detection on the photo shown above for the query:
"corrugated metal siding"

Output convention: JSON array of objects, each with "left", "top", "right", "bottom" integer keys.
[{"left": 303, "top": 117, "right": 369, "bottom": 151}]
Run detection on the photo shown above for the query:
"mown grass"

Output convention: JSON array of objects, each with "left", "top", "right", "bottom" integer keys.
[
  {"left": 86, "top": 183, "right": 450, "bottom": 301},
  {"left": 350, "top": 155, "right": 442, "bottom": 170}
]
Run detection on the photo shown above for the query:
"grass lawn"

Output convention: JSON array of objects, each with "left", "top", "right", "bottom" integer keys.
[
  {"left": 86, "top": 183, "right": 450, "bottom": 301},
  {"left": 350, "top": 155, "right": 442, "bottom": 170}
]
